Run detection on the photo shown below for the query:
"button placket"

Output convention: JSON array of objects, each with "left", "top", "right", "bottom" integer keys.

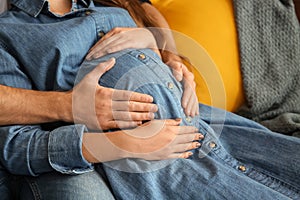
[
  {"left": 167, "top": 82, "right": 174, "bottom": 90},
  {"left": 209, "top": 141, "right": 217, "bottom": 149},
  {"left": 185, "top": 116, "right": 192, "bottom": 123}
]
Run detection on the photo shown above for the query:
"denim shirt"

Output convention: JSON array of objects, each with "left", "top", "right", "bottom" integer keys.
[{"left": 0, "top": 0, "right": 137, "bottom": 175}]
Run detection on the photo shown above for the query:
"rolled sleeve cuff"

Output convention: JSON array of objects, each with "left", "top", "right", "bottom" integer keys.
[{"left": 48, "top": 124, "right": 93, "bottom": 174}]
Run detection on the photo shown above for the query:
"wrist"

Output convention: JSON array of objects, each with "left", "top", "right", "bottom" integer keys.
[{"left": 56, "top": 90, "right": 73, "bottom": 123}]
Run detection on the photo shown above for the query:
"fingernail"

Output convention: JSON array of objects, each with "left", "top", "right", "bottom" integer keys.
[
  {"left": 195, "top": 142, "right": 201, "bottom": 148},
  {"left": 149, "top": 113, "right": 155, "bottom": 119},
  {"left": 187, "top": 152, "right": 193, "bottom": 157},
  {"left": 175, "top": 118, "right": 182, "bottom": 122},
  {"left": 150, "top": 105, "right": 158, "bottom": 112},
  {"left": 175, "top": 74, "right": 182, "bottom": 81},
  {"left": 86, "top": 55, "right": 91, "bottom": 60}
]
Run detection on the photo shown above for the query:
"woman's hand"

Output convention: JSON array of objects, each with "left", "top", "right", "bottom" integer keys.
[
  {"left": 162, "top": 51, "right": 199, "bottom": 117},
  {"left": 86, "top": 27, "right": 160, "bottom": 60},
  {"left": 71, "top": 58, "right": 158, "bottom": 131},
  {"left": 82, "top": 119, "right": 204, "bottom": 163}
]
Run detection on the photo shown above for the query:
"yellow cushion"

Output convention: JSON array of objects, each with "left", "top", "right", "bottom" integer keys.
[{"left": 152, "top": 0, "right": 244, "bottom": 112}]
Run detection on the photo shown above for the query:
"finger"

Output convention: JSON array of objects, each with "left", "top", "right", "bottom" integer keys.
[
  {"left": 87, "top": 36, "right": 121, "bottom": 60},
  {"left": 194, "top": 101, "right": 200, "bottom": 116},
  {"left": 173, "top": 133, "right": 204, "bottom": 144},
  {"left": 182, "top": 65, "right": 195, "bottom": 82},
  {"left": 112, "top": 101, "right": 158, "bottom": 112},
  {"left": 176, "top": 126, "right": 199, "bottom": 134},
  {"left": 173, "top": 142, "right": 201, "bottom": 153},
  {"left": 181, "top": 86, "right": 193, "bottom": 110},
  {"left": 93, "top": 38, "right": 130, "bottom": 58},
  {"left": 185, "top": 92, "right": 196, "bottom": 117},
  {"left": 105, "top": 120, "right": 142, "bottom": 130},
  {"left": 164, "top": 118, "right": 182, "bottom": 126},
  {"left": 112, "top": 90, "right": 154, "bottom": 102},
  {"left": 111, "top": 111, "right": 155, "bottom": 121},
  {"left": 88, "top": 28, "right": 119, "bottom": 54},
  {"left": 191, "top": 96, "right": 199, "bottom": 116},
  {"left": 85, "top": 58, "right": 116, "bottom": 82},
  {"left": 168, "top": 151, "right": 193, "bottom": 159},
  {"left": 167, "top": 61, "right": 183, "bottom": 81}
]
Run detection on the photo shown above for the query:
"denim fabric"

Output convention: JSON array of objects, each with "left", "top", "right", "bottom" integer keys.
[
  {"left": 0, "top": 1, "right": 136, "bottom": 176},
  {"left": 81, "top": 49, "right": 300, "bottom": 199},
  {"left": 0, "top": 0, "right": 300, "bottom": 199},
  {"left": 0, "top": 167, "right": 115, "bottom": 200},
  {"left": 0, "top": 1, "right": 135, "bottom": 199}
]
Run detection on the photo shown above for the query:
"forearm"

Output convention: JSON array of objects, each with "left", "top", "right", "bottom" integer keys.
[{"left": 0, "top": 85, "right": 72, "bottom": 125}]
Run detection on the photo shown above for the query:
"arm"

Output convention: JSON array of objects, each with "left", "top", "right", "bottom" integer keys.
[
  {"left": 82, "top": 119, "right": 202, "bottom": 163},
  {"left": 0, "top": 57, "right": 201, "bottom": 176},
  {"left": 0, "top": 85, "right": 70, "bottom": 125}
]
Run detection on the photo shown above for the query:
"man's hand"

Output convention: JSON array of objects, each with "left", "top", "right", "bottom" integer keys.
[
  {"left": 86, "top": 27, "right": 160, "bottom": 60},
  {"left": 71, "top": 58, "right": 158, "bottom": 131}
]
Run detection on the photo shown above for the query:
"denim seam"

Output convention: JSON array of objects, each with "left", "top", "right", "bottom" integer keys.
[
  {"left": 210, "top": 145, "right": 300, "bottom": 198},
  {"left": 25, "top": 178, "right": 41, "bottom": 200},
  {"left": 247, "top": 168, "right": 300, "bottom": 198}
]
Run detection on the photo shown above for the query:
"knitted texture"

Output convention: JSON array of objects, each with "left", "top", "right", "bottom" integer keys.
[{"left": 233, "top": 0, "right": 300, "bottom": 136}]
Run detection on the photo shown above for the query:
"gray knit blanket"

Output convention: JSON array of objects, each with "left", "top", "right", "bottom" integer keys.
[{"left": 232, "top": 0, "right": 300, "bottom": 137}]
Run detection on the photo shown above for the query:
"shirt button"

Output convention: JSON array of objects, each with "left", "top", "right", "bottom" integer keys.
[
  {"left": 209, "top": 141, "right": 217, "bottom": 149},
  {"left": 85, "top": 11, "right": 91, "bottom": 15},
  {"left": 186, "top": 116, "right": 192, "bottom": 123},
  {"left": 98, "top": 31, "right": 105, "bottom": 37},
  {"left": 167, "top": 82, "right": 174, "bottom": 89},
  {"left": 238, "top": 165, "right": 247, "bottom": 172},
  {"left": 138, "top": 53, "right": 146, "bottom": 60}
]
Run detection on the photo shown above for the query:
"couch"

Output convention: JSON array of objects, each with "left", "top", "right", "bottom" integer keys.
[{"left": 152, "top": 0, "right": 300, "bottom": 114}]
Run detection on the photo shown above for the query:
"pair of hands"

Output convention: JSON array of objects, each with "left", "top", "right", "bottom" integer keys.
[
  {"left": 86, "top": 27, "right": 199, "bottom": 118},
  {"left": 74, "top": 59, "right": 202, "bottom": 161},
  {"left": 73, "top": 28, "right": 201, "bottom": 161}
]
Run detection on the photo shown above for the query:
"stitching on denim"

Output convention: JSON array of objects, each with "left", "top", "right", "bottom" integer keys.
[{"left": 26, "top": 179, "right": 41, "bottom": 200}]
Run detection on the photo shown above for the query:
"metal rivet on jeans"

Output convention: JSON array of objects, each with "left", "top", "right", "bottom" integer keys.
[{"left": 85, "top": 11, "right": 91, "bottom": 15}]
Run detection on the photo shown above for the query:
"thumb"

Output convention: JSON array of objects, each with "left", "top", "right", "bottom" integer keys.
[
  {"left": 87, "top": 58, "right": 116, "bottom": 82},
  {"left": 164, "top": 118, "right": 182, "bottom": 126},
  {"left": 167, "top": 61, "right": 183, "bottom": 81}
]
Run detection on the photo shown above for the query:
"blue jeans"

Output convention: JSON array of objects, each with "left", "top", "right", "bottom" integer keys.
[{"left": 0, "top": 168, "right": 114, "bottom": 200}]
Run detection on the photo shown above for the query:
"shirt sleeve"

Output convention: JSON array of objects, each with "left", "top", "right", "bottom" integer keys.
[
  {"left": 0, "top": 47, "right": 93, "bottom": 176},
  {"left": 0, "top": 124, "right": 93, "bottom": 176}
]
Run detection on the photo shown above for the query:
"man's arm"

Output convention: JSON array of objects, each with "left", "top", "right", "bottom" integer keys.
[
  {"left": 0, "top": 84, "right": 71, "bottom": 125},
  {"left": 0, "top": 66, "right": 157, "bottom": 130}
]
